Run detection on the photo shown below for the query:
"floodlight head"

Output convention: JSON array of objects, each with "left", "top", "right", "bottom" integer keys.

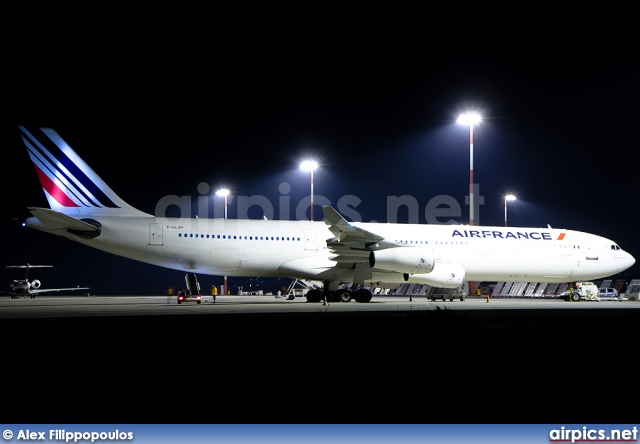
[
  {"left": 300, "top": 160, "right": 318, "bottom": 171},
  {"left": 457, "top": 112, "right": 482, "bottom": 126},
  {"left": 216, "top": 188, "right": 230, "bottom": 197},
  {"left": 505, "top": 194, "right": 517, "bottom": 201}
]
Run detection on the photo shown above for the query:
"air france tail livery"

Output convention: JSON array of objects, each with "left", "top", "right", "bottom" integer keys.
[{"left": 18, "top": 126, "right": 635, "bottom": 302}]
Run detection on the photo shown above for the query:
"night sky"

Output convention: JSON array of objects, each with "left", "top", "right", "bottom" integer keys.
[{"left": 4, "top": 12, "right": 638, "bottom": 294}]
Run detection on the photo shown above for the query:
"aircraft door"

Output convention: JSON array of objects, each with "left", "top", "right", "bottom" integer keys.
[
  {"left": 304, "top": 229, "right": 317, "bottom": 251},
  {"left": 149, "top": 223, "right": 163, "bottom": 246}
]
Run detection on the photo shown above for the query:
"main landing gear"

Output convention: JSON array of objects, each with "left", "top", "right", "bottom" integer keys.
[{"left": 305, "top": 287, "right": 373, "bottom": 303}]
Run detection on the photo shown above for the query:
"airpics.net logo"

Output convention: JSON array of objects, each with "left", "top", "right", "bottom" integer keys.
[
  {"left": 549, "top": 426, "right": 638, "bottom": 443},
  {"left": 154, "top": 181, "right": 487, "bottom": 224}
]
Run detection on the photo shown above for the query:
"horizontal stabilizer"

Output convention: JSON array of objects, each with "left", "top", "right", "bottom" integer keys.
[{"left": 28, "top": 207, "right": 100, "bottom": 232}]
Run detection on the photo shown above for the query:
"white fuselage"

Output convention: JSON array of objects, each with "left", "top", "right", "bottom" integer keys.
[{"left": 26, "top": 215, "right": 635, "bottom": 286}]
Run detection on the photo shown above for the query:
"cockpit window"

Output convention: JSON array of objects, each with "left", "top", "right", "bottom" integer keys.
[{"left": 611, "top": 244, "right": 621, "bottom": 250}]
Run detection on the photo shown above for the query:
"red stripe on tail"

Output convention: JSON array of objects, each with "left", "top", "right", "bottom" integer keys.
[{"left": 33, "top": 164, "right": 79, "bottom": 207}]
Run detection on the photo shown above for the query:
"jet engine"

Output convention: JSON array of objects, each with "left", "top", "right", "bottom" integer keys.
[
  {"left": 403, "top": 262, "right": 465, "bottom": 288},
  {"left": 369, "top": 248, "right": 435, "bottom": 275},
  {"left": 9, "top": 280, "right": 29, "bottom": 292},
  {"left": 30, "top": 279, "right": 41, "bottom": 289}
]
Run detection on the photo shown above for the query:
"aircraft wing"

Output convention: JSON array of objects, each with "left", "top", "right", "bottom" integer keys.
[
  {"left": 27, "top": 207, "right": 100, "bottom": 232},
  {"left": 1, "top": 287, "right": 89, "bottom": 297},
  {"left": 28, "top": 287, "right": 90, "bottom": 294},
  {"left": 322, "top": 206, "right": 404, "bottom": 267}
]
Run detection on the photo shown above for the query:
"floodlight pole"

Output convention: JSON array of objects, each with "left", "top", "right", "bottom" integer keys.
[
  {"left": 469, "top": 124, "right": 475, "bottom": 226},
  {"left": 216, "top": 188, "right": 230, "bottom": 295},
  {"left": 504, "top": 196, "right": 508, "bottom": 227},
  {"left": 504, "top": 194, "right": 516, "bottom": 227},
  {"left": 457, "top": 112, "right": 480, "bottom": 226},
  {"left": 300, "top": 160, "right": 318, "bottom": 221},
  {"left": 310, "top": 168, "right": 315, "bottom": 221}
]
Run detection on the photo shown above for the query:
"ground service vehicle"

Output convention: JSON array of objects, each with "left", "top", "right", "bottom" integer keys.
[
  {"left": 177, "top": 273, "right": 202, "bottom": 304},
  {"left": 562, "top": 282, "right": 600, "bottom": 302},
  {"left": 430, "top": 287, "right": 466, "bottom": 301}
]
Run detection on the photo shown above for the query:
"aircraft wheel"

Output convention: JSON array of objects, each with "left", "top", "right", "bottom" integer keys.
[
  {"left": 337, "top": 290, "right": 352, "bottom": 303},
  {"left": 353, "top": 288, "right": 373, "bottom": 303},
  {"left": 306, "top": 289, "right": 322, "bottom": 303}
]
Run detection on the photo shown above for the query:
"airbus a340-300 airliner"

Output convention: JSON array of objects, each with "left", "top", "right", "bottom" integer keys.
[{"left": 17, "top": 126, "right": 635, "bottom": 302}]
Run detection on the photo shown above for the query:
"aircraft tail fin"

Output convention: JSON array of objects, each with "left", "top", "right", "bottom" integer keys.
[{"left": 18, "top": 126, "right": 150, "bottom": 217}]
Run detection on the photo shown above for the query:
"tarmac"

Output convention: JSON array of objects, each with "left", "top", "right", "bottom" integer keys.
[{"left": 2, "top": 294, "right": 637, "bottom": 424}]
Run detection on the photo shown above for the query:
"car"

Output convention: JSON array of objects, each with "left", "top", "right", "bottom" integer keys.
[{"left": 598, "top": 287, "right": 620, "bottom": 300}]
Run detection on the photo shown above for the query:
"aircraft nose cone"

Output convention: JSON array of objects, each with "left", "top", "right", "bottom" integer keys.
[{"left": 620, "top": 251, "right": 636, "bottom": 273}]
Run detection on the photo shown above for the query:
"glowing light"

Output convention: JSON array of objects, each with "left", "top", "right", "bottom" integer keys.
[
  {"left": 300, "top": 160, "right": 318, "bottom": 171},
  {"left": 457, "top": 112, "right": 482, "bottom": 126}
]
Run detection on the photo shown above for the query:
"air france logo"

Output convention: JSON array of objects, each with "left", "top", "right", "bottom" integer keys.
[{"left": 451, "top": 229, "right": 565, "bottom": 241}]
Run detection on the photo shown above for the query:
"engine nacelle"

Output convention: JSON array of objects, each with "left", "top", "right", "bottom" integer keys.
[
  {"left": 403, "top": 262, "right": 465, "bottom": 288},
  {"left": 369, "top": 248, "right": 435, "bottom": 275},
  {"left": 9, "top": 280, "right": 29, "bottom": 291},
  {"left": 30, "top": 279, "right": 41, "bottom": 289}
]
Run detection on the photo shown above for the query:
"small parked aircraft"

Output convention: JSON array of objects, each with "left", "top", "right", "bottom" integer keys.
[{"left": 4, "top": 264, "right": 89, "bottom": 299}]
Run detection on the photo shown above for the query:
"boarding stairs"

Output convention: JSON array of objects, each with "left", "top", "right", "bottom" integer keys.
[
  {"left": 285, "top": 278, "right": 322, "bottom": 299},
  {"left": 185, "top": 273, "right": 201, "bottom": 296}
]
